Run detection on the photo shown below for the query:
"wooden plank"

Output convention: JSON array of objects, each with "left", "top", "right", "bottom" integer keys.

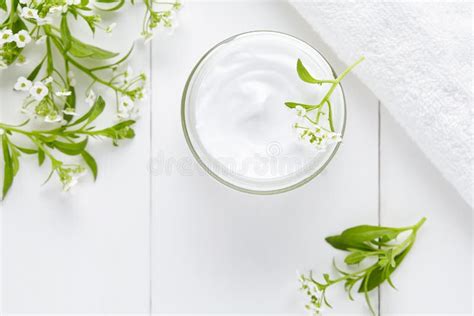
[
  {"left": 151, "top": 1, "right": 379, "bottom": 314},
  {"left": 380, "top": 107, "right": 472, "bottom": 314},
  {"left": 0, "top": 5, "right": 151, "bottom": 313}
]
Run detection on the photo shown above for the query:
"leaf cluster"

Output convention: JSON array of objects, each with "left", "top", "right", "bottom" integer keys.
[
  {"left": 1, "top": 96, "right": 135, "bottom": 198},
  {"left": 299, "top": 218, "right": 426, "bottom": 315}
]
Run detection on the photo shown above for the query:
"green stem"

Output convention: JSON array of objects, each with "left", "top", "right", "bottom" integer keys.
[
  {"left": 313, "top": 57, "right": 365, "bottom": 129},
  {"left": 8, "top": 0, "right": 16, "bottom": 28}
]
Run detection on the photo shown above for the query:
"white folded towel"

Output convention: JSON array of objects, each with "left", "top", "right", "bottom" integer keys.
[{"left": 288, "top": 0, "right": 473, "bottom": 206}]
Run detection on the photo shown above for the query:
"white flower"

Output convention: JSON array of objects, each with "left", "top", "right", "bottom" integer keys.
[
  {"left": 19, "top": 0, "right": 28, "bottom": 4},
  {"left": 43, "top": 76, "right": 53, "bottom": 84},
  {"left": 20, "top": 7, "right": 39, "bottom": 20},
  {"left": 15, "top": 55, "right": 29, "bottom": 66},
  {"left": 142, "top": 31, "right": 154, "bottom": 44},
  {"left": 14, "top": 76, "right": 32, "bottom": 91},
  {"left": 117, "top": 96, "right": 138, "bottom": 119},
  {"left": 119, "top": 95, "right": 134, "bottom": 110},
  {"left": 48, "top": 6, "right": 63, "bottom": 14},
  {"left": 294, "top": 105, "right": 307, "bottom": 117},
  {"left": 63, "top": 176, "right": 78, "bottom": 191},
  {"left": 59, "top": 165, "right": 85, "bottom": 191},
  {"left": 326, "top": 132, "right": 342, "bottom": 144},
  {"left": 29, "top": 82, "right": 49, "bottom": 101},
  {"left": 0, "top": 29, "right": 13, "bottom": 45},
  {"left": 66, "top": 0, "right": 81, "bottom": 5},
  {"left": 44, "top": 111, "right": 62, "bottom": 123},
  {"left": 13, "top": 30, "right": 31, "bottom": 48},
  {"left": 63, "top": 107, "right": 77, "bottom": 115},
  {"left": 55, "top": 90, "right": 72, "bottom": 97},
  {"left": 105, "top": 23, "right": 116, "bottom": 33},
  {"left": 36, "top": 35, "right": 46, "bottom": 45},
  {"left": 85, "top": 90, "right": 96, "bottom": 107},
  {"left": 37, "top": 16, "right": 52, "bottom": 25}
]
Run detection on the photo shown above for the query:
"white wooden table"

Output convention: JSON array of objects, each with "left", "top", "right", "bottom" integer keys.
[{"left": 0, "top": 1, "right": 472, "bottom": 315}]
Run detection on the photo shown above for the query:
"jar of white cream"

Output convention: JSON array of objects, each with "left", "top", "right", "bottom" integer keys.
[{"left": 181, "top": 31, "right": 346, "bottom": 194}]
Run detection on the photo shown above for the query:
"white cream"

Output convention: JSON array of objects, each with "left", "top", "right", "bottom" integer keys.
[{"left": 184, "top": 32, "right": 344, "bottom": 191}]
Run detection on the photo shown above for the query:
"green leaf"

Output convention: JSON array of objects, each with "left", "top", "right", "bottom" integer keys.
[
  {"left": 51, "top": 138, "right": 88, "bottom": 155},
  {"left": 27, "top": 58, "right": 45, "bottom": 81},
  {"left": 0, "top": 0, "right": 7, "bottom": 11},
  {"left": 325, "top": 235, "right": 374, "bottom": 252},
  {"left": 60, "top": 15, "right": 72, "bottom": 52},
  {"left": 344, "top": 251, "right": 370, "bottom": 265},
  {"left": 341, "top": 225, "right": 401, "bottom": 243},
  {"left": 38, "top": 148, "right": 45, "bottom": 166},
  {"left": 2, "top": 135, "right": 14, "bottom": 199},
  {"left": 69, "top": 95, "right": 105, "bottom": 127},
  {"left": 357, "top": 243, "right": 413, "bottom": 293},
  {"left": 46, "top": 37, "right": 54, "bottom": 75},
  {"left": 90, "top": 44, "right": 134, "bottom": 71},
  {"left": 10, "top": 146, "right": 20, "bottom": 176},
  {"left": 15, "top": 146, "right": 37, "bottom": 154},
  {"left": 358, "top": 266, "right": 384, "bottom": 293},
  {"left": 284, "top": 102, "right": 318, "bottom": 110},
  {"left": 296, "top": 59, "right": 320, "bottom": 84},
  {"left": 69, "top": 37, "right": 119, "bottom": 59},
  {"left": 81, "top": 150, "right": 98, "bottom": 180}
]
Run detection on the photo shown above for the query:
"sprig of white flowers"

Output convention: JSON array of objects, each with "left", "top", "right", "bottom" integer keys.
[
  {"left": 0, "top": 0, "right": 181, "bottom": 198},
  {"left": 286, "top": 57, "right": 364, "bottom": 152}
]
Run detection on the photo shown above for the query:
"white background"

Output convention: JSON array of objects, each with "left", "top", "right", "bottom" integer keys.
[{"left": 0, "top": 1, "right": 472, "bottom": 315}]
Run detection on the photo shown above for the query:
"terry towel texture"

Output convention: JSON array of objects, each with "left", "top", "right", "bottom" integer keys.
[{"left": 288, "top": 1, "right": 473, "bottom": 206}]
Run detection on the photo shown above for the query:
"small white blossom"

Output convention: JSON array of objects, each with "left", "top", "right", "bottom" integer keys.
[
  {"left": 105, "top": 23, "right": 116, "bottom": 33},
  {"left": 29, "top": 82, "right": 49, "bottom": 101},
  {"left": 117, "top": 96, "right": 137, "bottom": 119},
  {"left": 55, "top": 90, "right": 72, "bottom": 97},
  {"left": 119, "top": 95, "right": 134, "bottom": 109},
  {"left": 142, "top": 31, "right": 154, "bottom": 44},
  {"left": 48, "top": 6, "right": 63, "bottom": 14},
  {"left": 20, "top": 7, "right": 39, "bottom": 20},
  {"left": 326, "top": 132, "right": 342, "bottom": 144},
  {"left": 19, "top": 0, "right": 28, "bottom": 4},
  {"left": 44, "top": 111, "right": 62, "bottom": 123},
  {"left": 66, "top": 0, "right": 81, "bottom": 5},
  {"left": 43, "top": 76, "right": 53, "bottom": 84},
  {"left": 59, "top": 165, "right": 85, "bottom": 191},
  {"left": 37, "top": 16, "right": 53, "bottom": 25},
  {"left": 85, "top": 90, "right": 96, "bottom": 107},
  {"left": 63, "top": 107, "right": 77, "bottom": 115},
  {"left": 15, "top": 56, "right": 29, "bottom": 66},
  {"left": 294, "top": 105, "right": 307, "bottom": 117},
  {"left": 13, "top": 30, "right": 31, "bottom": 48},
  {"left": 0, "top": 29, "right": 14, "bottom": 45},
  {"left": 14, "top": 76, "right": 32, "bottom": 91}
]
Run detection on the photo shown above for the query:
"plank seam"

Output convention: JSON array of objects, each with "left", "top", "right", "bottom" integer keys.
[
  {"left": 377, "top": 100, "right": 382, "bottom": 316},
  {"left": 149, "top": 40, "right": 154, "bottom": 316}
]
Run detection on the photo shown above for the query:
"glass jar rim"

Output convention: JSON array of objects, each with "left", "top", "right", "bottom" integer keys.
[{"left": 181, "top": 30, "right": 347, "bottom": 195}]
